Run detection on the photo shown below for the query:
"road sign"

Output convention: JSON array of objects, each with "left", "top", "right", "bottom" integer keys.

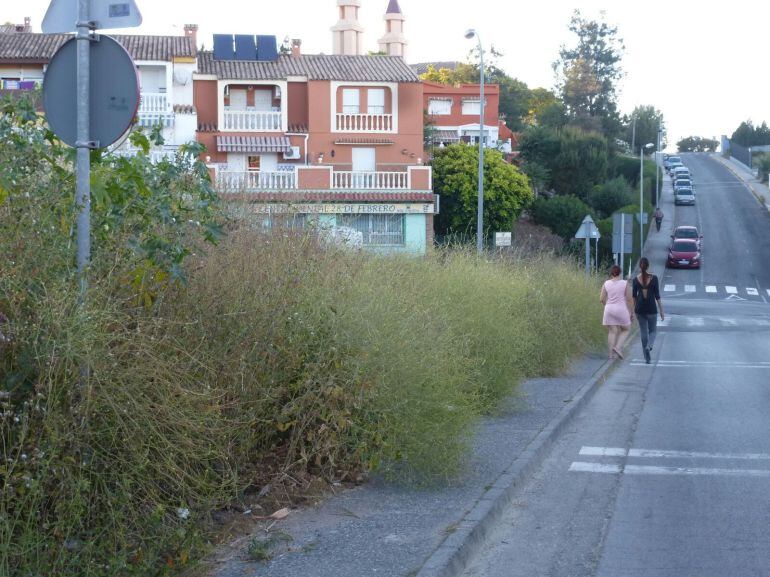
[
  {"left": 574, "top": 215, "right": 600, "bottom": 239},
  {"left": 43, "top": 0, "right": 142, "bottom": 33},
  {"left": 43, "top": 35, "right": 139, "bottom": 148},
  {"left": 495, "top": 232, "right": 512, "bottom": 247}
]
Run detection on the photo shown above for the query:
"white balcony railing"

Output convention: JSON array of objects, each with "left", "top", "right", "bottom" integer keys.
[
  {"left": 335, "top": 113, "right": 393, "bottom": 133},
  {"left": 216, "top": 170, "right": 297, "bottom": 192},
  {"left": 332, "top": 171, "right": 409, "bottom": 190},
  {"left": 139, "top": 92, "right": 170, "bottom": 113},
  {"left": 223, "top": 109, "right": 283, "bottom": 131},
  {"left": 113, "top": 145, "right": 179, "bottom": 164}
]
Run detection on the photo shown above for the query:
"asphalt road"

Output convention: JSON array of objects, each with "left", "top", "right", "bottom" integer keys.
[{"left": 461, "top": 153, "right": 770, "bottom": 577}]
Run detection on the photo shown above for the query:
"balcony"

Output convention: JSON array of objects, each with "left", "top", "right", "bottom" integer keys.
[
  {"left": 223, "top": 109, "right": 283, "bottom": 132},
  {"left": 332, "top": 171, "right": 409, "bottom": 190},
  {"left": 335, "top": 113, "right": 393, "bottom": 133},
  {"left": 138, "top": 92, "right": 174, "bottom": 128},
  {"left": 216, "top": 170, "right": 297, "bottom": 193}
]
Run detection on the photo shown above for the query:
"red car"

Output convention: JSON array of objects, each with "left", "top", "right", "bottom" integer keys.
[
  {"left": 667, "top": 238, "right": 701, "bottom": 269},
  {"left": 671, "top": 225, "right": 703, "bottom": 250}
]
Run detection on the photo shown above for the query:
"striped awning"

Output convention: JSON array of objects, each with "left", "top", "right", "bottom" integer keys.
[
  {"left": 216, "top": 136, "right": 292, "bottom": 153},
  {"left": 433, "top": 130, "right": 460, "bottom": 142}
]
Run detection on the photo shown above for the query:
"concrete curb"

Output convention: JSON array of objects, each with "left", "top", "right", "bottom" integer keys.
[{"left": 414, "top": 356, "right": 617, "bottom": 577}]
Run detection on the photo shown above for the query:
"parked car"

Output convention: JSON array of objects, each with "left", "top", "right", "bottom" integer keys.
[
  {"left": 671, "top": 166, "right": 691, "bottom": 180},
  {"left": 674, "top": 178, "right": 695, "bottom": 192},
  {"left": 672, "top": 225, "right": 703, "bottom": 250},
  {"left": 664, "top": 155, "right": 682, "bottom": 171},
  {"left": 674, "top": 187, "right": 695, "bottom": 205},
  {"left": 667, "top": 238, "right": 701, "bottom": 269}
]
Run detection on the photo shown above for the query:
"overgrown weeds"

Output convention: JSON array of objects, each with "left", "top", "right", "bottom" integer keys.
[{"left": 0, "top": 95, "right": 603, "bottom": 576}]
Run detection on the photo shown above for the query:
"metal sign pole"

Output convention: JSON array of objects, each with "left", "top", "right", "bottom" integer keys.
[
  {"left": 584, "top": 236, "right": 590, "bottom": 279},
  {"left": 620, "top": 215, "right": 625, "bottom": 275},
  {"left": 75, "top": 0, "right": 91, "bottom": 302}
]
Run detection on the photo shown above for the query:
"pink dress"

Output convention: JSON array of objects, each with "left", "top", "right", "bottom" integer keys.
[{"left": 602, "top": 279, "right": 631, "bottom": 326}]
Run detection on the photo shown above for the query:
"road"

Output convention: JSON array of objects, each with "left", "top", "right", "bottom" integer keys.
[{"left": 461, "top": 153, "right": 770, "bottom": 577}]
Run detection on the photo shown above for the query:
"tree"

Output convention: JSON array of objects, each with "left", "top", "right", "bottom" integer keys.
[
  {"left": 731, "top": 120, "right": 770, "bottom": 146},
  {"left": 526, "top": 88, "right": 567, "bottom": 128},
  {"left": 553, "top": 10, "right": 625, "bottom": 138},
  {"left": 518, "top": 126, "right": 609, "bottom": 199},
  {"left": 624, "top": 105, "right": 665, "bottom": 153},
  {"left": 677, "top": 136, "right": 718, "bottom": 153},
  {"left": 432, "top": 143, "right": 532, "bottom": 240}
]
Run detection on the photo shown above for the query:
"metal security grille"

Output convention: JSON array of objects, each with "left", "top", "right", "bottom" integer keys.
[{"left": 337, "top": 214, "right": 405, "bottom": 246}]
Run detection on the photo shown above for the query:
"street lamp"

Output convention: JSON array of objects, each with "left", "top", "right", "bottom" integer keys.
[
  {"left": 465, "top": 28, "right": 484, "bottom": 255},
  {"left": 655, "top": 128, "right": 662, "bottom": 208},
  {"left": 640, "top": 142, "right": 654, "bottom": 254}
]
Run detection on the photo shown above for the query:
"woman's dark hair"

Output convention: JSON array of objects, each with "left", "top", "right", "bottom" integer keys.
[
  {"left": 610, "top": 265, "right": 621, "bottom": 277},
  {"left": 639, "top": 257, "right": 650, "bottom": 285}
]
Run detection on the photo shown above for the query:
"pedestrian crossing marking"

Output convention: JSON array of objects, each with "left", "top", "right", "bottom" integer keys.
[
  {"left": 705, "top": 286, "right": 717, "bottom": 293},
  {"left": 726, "top": 286, "right": 738, "bottom": 294},
  {"left": 664, "top": 284, "right": 675, "bottom": 292},
  {"left": 685, "top": 285, "right": 696, "bottom": 292},
  {"left": 747, "top": 288, "right": 759, "bottom": 296},
  {"left": 571, "top": 446, "right": 770, "bottom": 478}
]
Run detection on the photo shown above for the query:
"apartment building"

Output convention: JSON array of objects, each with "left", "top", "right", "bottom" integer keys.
[
  {"left": 195, "top": 0, "right": 435, "bottom": 254},
  {"left": 0, "top": 20, "right": 199, "bottom": 160}
]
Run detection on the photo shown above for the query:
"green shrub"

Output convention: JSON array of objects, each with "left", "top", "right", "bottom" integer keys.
[
  {"left": 530, "top": 195, "right": 594, "bottom": 240},
  {"left": 588, "top": 176, "right": 634, "bottom": 218}
]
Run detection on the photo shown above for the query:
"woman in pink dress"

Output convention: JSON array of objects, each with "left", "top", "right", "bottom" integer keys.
[{"left": 600, "top": 265, "right": 634, "bottom": 359}]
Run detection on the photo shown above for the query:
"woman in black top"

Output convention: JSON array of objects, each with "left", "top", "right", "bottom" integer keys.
[{"left": 632, "top": 257, "right": 665, "bottom": 364}]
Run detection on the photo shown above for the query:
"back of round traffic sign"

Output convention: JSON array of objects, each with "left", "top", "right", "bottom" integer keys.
[{"left": 43, "top": 34, "right": 140, "bottom": 149}]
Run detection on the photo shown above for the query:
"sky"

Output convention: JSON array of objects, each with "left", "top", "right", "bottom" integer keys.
[{"left": 5, "top": 1, "right": 770, "bottom": 149}]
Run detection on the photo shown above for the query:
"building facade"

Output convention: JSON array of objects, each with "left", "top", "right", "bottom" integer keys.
[
  {"left": 0, "top": 22, "right": 199, "bottom": 160},
  {"left": 195, "top": 42, "right": 434, "bottom": 253},
  {"left": 422, "top": 79, "right": 501, "bottom": 150}
]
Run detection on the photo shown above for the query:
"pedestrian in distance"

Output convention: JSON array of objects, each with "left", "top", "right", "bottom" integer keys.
[
  {"left": 632, "top": 257, "right": 665, "bottom": 364},
  {"left": 600, "top": 264, "right": 634, "bottom": 360},
  {"left": 653, "top": 207, "right": 664, "bottom": 232}
]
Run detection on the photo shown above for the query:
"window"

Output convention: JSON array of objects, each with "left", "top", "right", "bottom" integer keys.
[
  {"left": 342, "top": 89, "right": 360, "bottom": 114},
  {"left": 461, "top": 98, "right": 481, "bottom": 116},
  {"left": 247, "top": 156, "right": 261, "bottom": 171},
  {"left": 267, "top": 214, "right": 307, "bottom": 231},
  {"left": 368, "top": 88, "right": 386, "bottom": 114},
  {"left": 337, "top": 214, "right": 405, "bottom": 246},
  {"left": 428, "top": 98, "right": 452, "bottom": 115}
]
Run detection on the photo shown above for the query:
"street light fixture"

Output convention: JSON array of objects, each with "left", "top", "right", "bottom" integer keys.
[
  {"left": 640, "top": 142, "right": 654, "bottom": 254},
  {"left": 465, "top": 28, "right": 484, "bottom": 255}
]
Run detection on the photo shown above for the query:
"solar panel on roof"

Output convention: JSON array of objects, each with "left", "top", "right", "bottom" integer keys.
[
  {"left": 213, "top": 34, "right": 234, "bottom": 61},
  {"left": 234, "top": 35, "right": 257, "bottom": 61},
  {"left": 256, "top": 35, "right": 278, "bottom": 62}
]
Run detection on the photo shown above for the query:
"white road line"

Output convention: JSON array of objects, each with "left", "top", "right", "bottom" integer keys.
[
  {"left": 631, "top": 361, "right": 770, "bottom": 369},
  {"left": 747, "top": 287, "right": 759, "bottom": 296},
  {"left": 687, "top": 317, "right": 705, "bottom": 327},
  {"left": 664, "top": 284, "right": 676, "bottom": 292},
  {"left": 685, "top": 285, "right": 696, "bottom": 293},
  {"left": 579, "top": 446, "right": 770, "bottom": 461},
  {"left": 726, "top": 286, "right": 738, "bottom": 294},
  {"left": 705, "top": 286, "right": 717, "bottom": 293},
  {"left": 767, "top": 289, "right": 770, "bottom": 298},
  {"left": 570, "top": 462, "right": 770, "bottom": 478},
  {"left": 579, "top": 447, "right": 628, "bottom": 457}
]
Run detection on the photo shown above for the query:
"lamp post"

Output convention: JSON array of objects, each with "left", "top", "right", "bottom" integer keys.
[
  {"left": 655, "top": 127, "right": 662, "bottom": 208},
  {"left": 640, "top": 142, "right": 654, "bottom": 254},
  {"left": 465, "top": 28, "right": 484, "bottom": 255}
]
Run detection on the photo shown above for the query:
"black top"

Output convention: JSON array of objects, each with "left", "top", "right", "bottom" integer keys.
[{"left": 632, "top": 274, "right": 660, "bottom": 314}]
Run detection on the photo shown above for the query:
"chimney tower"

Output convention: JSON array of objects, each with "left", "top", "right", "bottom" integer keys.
[
  {"left": 331, "top": 0, "right": 364, "bottom": 56},
  {"left": 378, "top": 0, "right": 407, "bottom": 57},
  {"left": 184, "top": 24, "right": 199, "bottom": 48}
]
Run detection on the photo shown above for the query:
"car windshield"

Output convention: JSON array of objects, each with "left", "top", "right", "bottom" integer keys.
[
  {"left": 675, "top": 229, "right": 698, "bottom": 238},
  {"left": 668, "top": 156, "right": 681, "bottom": 163},
  {"left": 672, "top": 241, "right": 697, "bottom": 251},
  {"left": 675, "top": 180, "right": 692, "bottom": 185},
  {"left": 676, "top": 188, "right": 693, "bottom": 195}
]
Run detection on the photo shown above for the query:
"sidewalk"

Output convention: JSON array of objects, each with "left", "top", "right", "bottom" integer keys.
[
  {"left": 711, "top": 153, "right": 770, "bottom": 209},
  {"left": 203, "top": 355, "right": 612, "bottom": 577}
]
